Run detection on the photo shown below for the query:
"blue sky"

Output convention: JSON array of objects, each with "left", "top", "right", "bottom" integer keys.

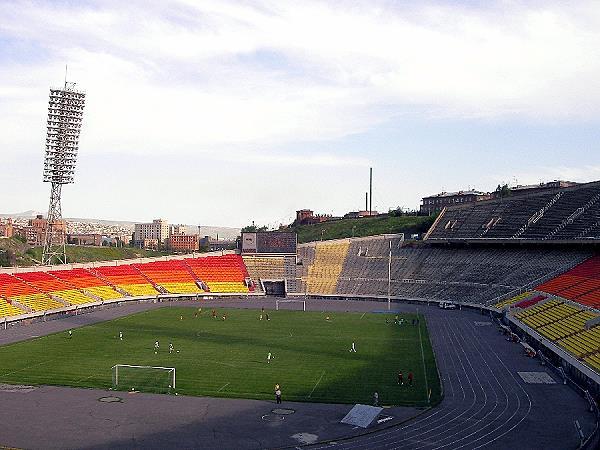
[{"left": 1, "top": 1, "right": 600, "bottom": 227}]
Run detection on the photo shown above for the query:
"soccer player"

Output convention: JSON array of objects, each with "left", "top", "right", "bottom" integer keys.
[
  {"left": 154, "top": 341, "right": 160, "bottom": 354},
  {"left": 222, "top": 313, "right": 227, "bottom": 321},
  {"left": 212, "top": 309, "right": 217, "bottom": 319},
  {"left": 180, "top": 315, "right": 184, "bottom": 321},
  {"left": 119, "top": 331, "right": 123, "bottom": 341},
  {"left": 408, "top": 372, "right": 414, "bottom": 386},
  {"left": 68, "top": 330, "right": 72, "bottom": 338},
  {"left": 394, "top": 314, "right": 399, "bottom": 325},
  {"left": 275, "top": 386, "right": 282, "bottom": 404},
  {"left": 265, "top": 313, "right": 270, "bottom": 321},
  {"left": 398, "top": 371, "right": 403, "bottom": 385},
  {"left": 259, "top": 313, "right": 263, "bottom": 321},
  {"left": 169, "top": 342, "right": 174, "bottom": 354},
  {"left": 267, "top": 352, "right": 272, "bottom": 363},
  {"left": 349, "top": 342, "right": 357, "bottom": 353}
]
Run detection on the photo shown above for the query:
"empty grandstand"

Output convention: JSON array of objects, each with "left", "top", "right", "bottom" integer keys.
[
  {"left": 296, "top": 235, "right": 590, "bottom": 304},
  {"left": 135, "top": 260, "right": 203, "bottom": 294},
  {"left": 537, "top": 256, "right": 600, "bottom": 308},
  {"left": 425, "top": 180, "right": 600, "bottom": 242},
  {"left": 183, "top": 254, "right": 250, "bottom": 293}
]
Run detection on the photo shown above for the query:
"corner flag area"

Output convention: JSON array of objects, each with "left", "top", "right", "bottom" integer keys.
[{"left": 0, "top": 307, "right": 441, "bottom": 406}]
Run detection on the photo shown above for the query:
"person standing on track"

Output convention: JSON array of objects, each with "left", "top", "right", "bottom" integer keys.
[
  {"left": 275, "top": 386, "right": 282, "bottom": 404},
  {"left": 398, "top": 371, "right": 403, "bottom": 385}
]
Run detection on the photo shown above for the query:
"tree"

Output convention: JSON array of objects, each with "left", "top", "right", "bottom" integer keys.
[
  {"left": 495, "top": 183, "right": 511, "bottom": 198},
  {"left": 241, "top": 224, "right": 268, "bottom": 233}
]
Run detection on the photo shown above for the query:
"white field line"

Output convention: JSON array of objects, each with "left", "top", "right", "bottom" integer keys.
[
  {"left": 217, "top": 382, "right": 230, "bottom": 392},
  {"left": 308, "top": 370, "right": 326, "bottom": 398},
  {"left": 1, "top": 360, "right": 52, "bottom": 377},
  {"left": 418, "top": 318, "right": 430, "bottom": 402},
  {"left": 360, "top": 312, "right": 366, "bottom": 319},
  {"left": 74, "top": 374, "right": 96, "bottom": 384}
]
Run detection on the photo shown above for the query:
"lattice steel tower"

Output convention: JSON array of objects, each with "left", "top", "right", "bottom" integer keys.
[{"left": 42, "top": 79, "right": 85, "bottom": 265}]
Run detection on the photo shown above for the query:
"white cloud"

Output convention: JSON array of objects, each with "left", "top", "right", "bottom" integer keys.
[{"left": 2, "top": 1, "right": 600, "bottom": 158}]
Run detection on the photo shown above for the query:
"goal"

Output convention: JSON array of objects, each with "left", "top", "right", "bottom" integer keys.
[
  {"left": 112, "top": 364, "right": 175, "bottom": 393},
  {"left": 275, "top": 299, "right": 306, "bottom": 311}
]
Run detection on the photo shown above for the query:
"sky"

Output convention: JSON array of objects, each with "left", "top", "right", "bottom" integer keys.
[{"left": 2, "top": 1, "right": 600, "bottom": 228}]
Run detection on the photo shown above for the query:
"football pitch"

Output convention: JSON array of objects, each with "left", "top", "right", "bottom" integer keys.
[{"left": 0, "top": 306, "right": 441, "bottom": 406}]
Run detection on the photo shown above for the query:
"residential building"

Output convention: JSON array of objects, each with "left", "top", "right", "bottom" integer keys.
[
  {"left": 420, "top": 190, "right": 492, "bottom": 215},
  {"left": 67, "top": 233, "right": 103, "bottom": 246},
  {"left": 0, "top": 219, "right": 14, "bottom": 238},
  {"left": 134, "top": 219, "right": 169, "bottom": 247},
  {"left": 168, "top": 233, "right": 199, "bottom": 252}
]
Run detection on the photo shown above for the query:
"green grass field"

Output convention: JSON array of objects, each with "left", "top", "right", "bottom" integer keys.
[{"left": 0, "top": 306, "right": 441, "bottom": 406}]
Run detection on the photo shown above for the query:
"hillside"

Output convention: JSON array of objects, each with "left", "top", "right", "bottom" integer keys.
[
  {"left": 291, "top": 215, "right": 435, "bottom": 244},
  {"left": 0, "top": 238, "right": 171, "bottom": 267}
]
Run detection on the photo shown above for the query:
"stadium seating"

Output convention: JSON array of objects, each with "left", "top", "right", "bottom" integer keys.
[
  {"left": 0, "top": 273, "right": 63, "bottom": 312},
  {"left": 515, "top": 300, "right": 579, "bottom": 328},
  {"left": 426, "top": 181, "right": 600, "bottom": 241},
  {"left": 185, "top": 255, "right": 250, "bottom": 293},
  {"left": 0, "top": 299, "right": 24, "bottom": 318},
  {"left": 537, "top": 257, "right": 600, "bottom": 309},
  {"left": 243, "top": 256, "right": 286, "bottom": 280},
  {"left": 512, "top": 297, "right": 600, "bottom": 373},
  {"left": 494, "top": 292, "right": 533, "bottom": 309},
  {"left": 50, "top": 268, "right": 125, "bottom": 301},
  {"left": 295, "top": 236, "right": 589, "bottom": 304},
  {"left": 306, "top": 240, "right": 350, "bottom": 294},
  {"left": 15, "top": 271, "right": 95, "bottom": 305},
  {"left": 93, "top": 265, "right": 160, "bottom": 297},
  {"left": 135, "top": 260, "right": 203, "bottom": 294}
]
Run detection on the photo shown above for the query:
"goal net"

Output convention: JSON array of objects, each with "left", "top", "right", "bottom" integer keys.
[
  {"left": 112, "top": 364, "right": 175, "bottom": 394},
  {"left": 275, "top": 299, "right": 306, "bottom": 311}
]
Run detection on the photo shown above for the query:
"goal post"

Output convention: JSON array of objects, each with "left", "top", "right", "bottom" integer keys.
[
  {"left": 275, "top": 299, "right": 306, "bottom": 311},
  {"left": 112, "top": 364, "right": 175, "bottom": 393}
]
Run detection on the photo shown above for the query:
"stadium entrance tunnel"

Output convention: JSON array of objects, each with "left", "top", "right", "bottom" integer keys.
[{"left": 263, "top": 280, "right": 286, "bottom": 296}]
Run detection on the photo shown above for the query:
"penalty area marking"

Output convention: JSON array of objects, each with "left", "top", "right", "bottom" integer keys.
[
  {"left": 217, "top": 382, "right": 230, "bottom": 392},
  {"left": 308, "top": 370, "right": 326, "bottom": 398}
]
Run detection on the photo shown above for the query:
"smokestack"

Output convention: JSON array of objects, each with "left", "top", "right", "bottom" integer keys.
[{"left": 369, "top": 167, "right": 373, "bottom": 216}]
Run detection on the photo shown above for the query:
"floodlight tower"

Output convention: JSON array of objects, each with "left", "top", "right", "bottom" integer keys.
[{"left": 41, "top": 77, "right": 85, "bottom": 265}]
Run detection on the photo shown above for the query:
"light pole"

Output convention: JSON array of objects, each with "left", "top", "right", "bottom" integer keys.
[{"left": 387, "top": 240, "right": 392, "bottom": 311}]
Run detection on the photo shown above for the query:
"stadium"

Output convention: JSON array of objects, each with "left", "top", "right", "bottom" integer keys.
[{"left": 2, "top": 180, "right": 600, "bottom": 449}]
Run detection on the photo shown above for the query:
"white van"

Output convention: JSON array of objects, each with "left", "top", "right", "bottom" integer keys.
[{"left": 438, "top": 301, "right": 457, "bottom": 309}]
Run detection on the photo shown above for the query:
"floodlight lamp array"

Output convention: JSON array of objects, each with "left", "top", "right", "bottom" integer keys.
[{"left": 43, "top": 86, "right": 86, "bottom": 185}]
